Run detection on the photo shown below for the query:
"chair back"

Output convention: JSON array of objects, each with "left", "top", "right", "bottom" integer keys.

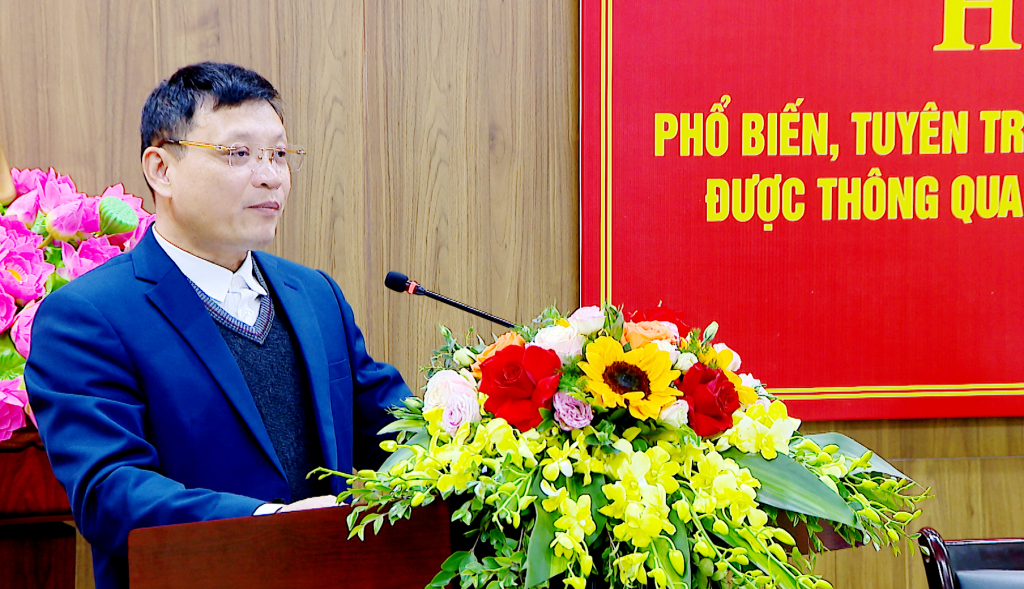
[{"left": 919, "top": 527, "right": 1024, "bottom": 589}]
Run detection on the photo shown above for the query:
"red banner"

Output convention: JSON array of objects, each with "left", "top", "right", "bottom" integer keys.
[{"left": 581, "top": 0, "right": 1024, "bottom": 420}]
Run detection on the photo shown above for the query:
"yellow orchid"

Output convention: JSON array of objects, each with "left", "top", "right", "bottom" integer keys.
[
  {"left": 644, "top": 445, "right": 682, "bottom": 494},
  {"left": 612, "top": 501, "right": 669, "bottom": 548},
  {"left": 614, "top": 552, "right": 650, "bottom": 586},
  {"left": 553, "top": 495, "right": 597, "bottom": 548},
  {"left": 719, "top": 400, "right": 801, "bottom": 459},
  {"left": 541, "top": 480, "right": 570, "bottom": 512},
  {"left": 725, "top": 370, "right": 760, "bottom": 406},
  {"left": 599, "top": 481, "right": 630, "bottom": 519},
  {"left": 541, "top": 440, "right": 578, "bottom": 481}
]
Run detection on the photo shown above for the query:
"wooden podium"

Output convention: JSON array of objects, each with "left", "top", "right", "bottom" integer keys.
[{"left": 129, "top": 502, "right": 451, "bottom": 589}]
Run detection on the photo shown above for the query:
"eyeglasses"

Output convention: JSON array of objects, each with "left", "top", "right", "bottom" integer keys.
[{"left": 162, "top": 140, "right": 306, "bottom": 172}]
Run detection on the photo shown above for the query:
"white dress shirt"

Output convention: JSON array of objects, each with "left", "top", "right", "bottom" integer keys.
[{"left": 153, "top": 230, "right": 268, "bottom": 327}]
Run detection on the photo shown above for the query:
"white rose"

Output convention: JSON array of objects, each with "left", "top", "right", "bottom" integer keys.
[
  {"left": 674, "top": 352, "right": 698, "bottom": 372},
  {"left": 739, "top": 373, "right": 763, "bottom": 391},
  {"left": 531, "top": 324, "right": 585, "bottom": 363},
  {"left": 713, "top": 343, "right": 742, "bottom": 371},
  {"left": 442, "top": 389, "right": 481, "bottom": 436},
  {"left": 653, "top": 340, "right": 680, "bottom": 366},
  {"left": 568, "top": 306, "right": 605, "bottom": 335},
  {"left": 658, "top": 400, "right": 690, "bottom": 428},
  {"left": 424, "top": 370, "right": 477, "bottom": 412}
]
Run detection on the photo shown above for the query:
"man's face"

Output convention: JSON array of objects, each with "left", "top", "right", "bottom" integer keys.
[{"left": 161, "top": 100, "right": 291, "bottom": 268}]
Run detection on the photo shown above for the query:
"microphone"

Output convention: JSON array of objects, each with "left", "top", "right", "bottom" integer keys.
[{"left": 384, "top": 271, "right": 515, "bottom": 328}]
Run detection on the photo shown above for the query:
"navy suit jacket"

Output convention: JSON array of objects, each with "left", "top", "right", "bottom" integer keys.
[{"left": 25, "top": 230, "right": 409, "bottom": 589}]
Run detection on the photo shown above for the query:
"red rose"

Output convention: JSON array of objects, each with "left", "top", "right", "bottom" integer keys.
[
  {"left": 630, "top": 307, "right": 689, "bottom": 337},
  {"left": 678, "top": 362, "right": 739, "bottom": 437},
  {"left": 479, "top": 345, "right": 562, "bottom": 431}
]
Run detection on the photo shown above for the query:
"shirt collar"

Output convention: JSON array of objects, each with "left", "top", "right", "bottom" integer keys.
[{"left": 153, "top": 229, "right": 268, "bottom": 303}]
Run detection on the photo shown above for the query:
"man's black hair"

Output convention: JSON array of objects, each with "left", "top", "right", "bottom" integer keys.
[{"left": 139, "top": 62, "right": 282, "bottom": 158}]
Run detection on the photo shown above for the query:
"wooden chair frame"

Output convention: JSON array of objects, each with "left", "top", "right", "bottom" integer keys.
[{"left": 919, "top": 527, "right": 1024, "bottom": 589}]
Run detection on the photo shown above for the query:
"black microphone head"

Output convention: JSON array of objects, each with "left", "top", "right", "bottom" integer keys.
[{"left": 385, "top": 271, "right": 410, "bottom": 293}]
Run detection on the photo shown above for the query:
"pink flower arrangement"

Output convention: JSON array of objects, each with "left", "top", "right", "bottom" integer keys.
[
  {"left": 0, "top": 167, "right": 154, "bottom": 443},
  {"left": 0, "top": 378, "right": 28, "bottom": 440}
]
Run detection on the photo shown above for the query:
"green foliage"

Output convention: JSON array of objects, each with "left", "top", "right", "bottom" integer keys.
[
  {"left": 0, "top": 334, "right": 24, "bottom": 379},
  {"left": 723, "top": 449, "right": 857, "bottom": 526}
]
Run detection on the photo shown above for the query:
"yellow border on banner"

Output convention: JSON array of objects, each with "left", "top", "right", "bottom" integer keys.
[
  {"left": 599, "top": 0, "right": 607, "bottom": 304},
  {"left": 774, "top": 383, "right": 1024, "bottom": 401},
  {"left": 599, "top": 0, "right": 613, "bottom": 304}
]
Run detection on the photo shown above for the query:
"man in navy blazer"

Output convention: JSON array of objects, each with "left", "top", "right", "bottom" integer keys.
[{"left": 25, "top": 63, "right": 410, "bottom": 589}]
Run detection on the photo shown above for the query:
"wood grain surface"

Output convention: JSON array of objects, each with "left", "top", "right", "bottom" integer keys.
[
  {"left": 0, "top": 2, "right": 1020, "bottom": 589},
  {"left": 0, "top": 430, "right": 71, "bottom": 519},
  {"left": 129, "top": 501, "right": 450, "bottom": 589}
]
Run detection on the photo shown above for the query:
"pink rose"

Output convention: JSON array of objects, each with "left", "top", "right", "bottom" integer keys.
[
  {"left": 442, "top": 389, "right": 481, "bottom": 436},
  {"left": 552, "top": 391, "right": 593, "bottom": 431},
  {"left": 58, "top": 236, "right": 121, "bottom": 281},
  {"left": 11, "top": 300, "right": 39, "bottom": 359},
  {"left": 424, "top": 370, "right": 478, "bottom": 412},
  {"left": 0, "top": 378, "right": 28, "bottom": 443},
  {"left": 568, "top": 306, "right": 605, "bottom": 335},
  {"left": 0, "top": 247, "right": 55, "bottom": 305}
]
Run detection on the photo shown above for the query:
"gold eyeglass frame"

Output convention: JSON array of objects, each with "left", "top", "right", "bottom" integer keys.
[{"left": 161, "top": 139, "right": 306, "bottom": 172}]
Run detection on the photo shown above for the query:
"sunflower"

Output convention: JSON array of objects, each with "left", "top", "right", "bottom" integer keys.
[{"left": 578, "top": 336, "right": 681, "bottom": 420}]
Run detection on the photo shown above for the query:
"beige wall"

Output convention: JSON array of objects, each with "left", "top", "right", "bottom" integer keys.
[{"left": 0, "top": 2, "right": 1020, "bottom": 588}]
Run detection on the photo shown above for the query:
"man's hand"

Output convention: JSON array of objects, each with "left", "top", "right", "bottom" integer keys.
[{"left": 276, "top": 495, "right": 340, "bottom": 513}]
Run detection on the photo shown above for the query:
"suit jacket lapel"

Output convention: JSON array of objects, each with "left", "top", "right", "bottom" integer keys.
[
  {"left": 132, "top": 231, "right": 287, "bottom": 481},
  {"left": 253, "top": 252, "right": 339, "bottom": 471}
]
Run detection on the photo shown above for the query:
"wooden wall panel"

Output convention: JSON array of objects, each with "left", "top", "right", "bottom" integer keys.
[
  {"left": 0, "top": 0, "right": 155, "bottom": 207},
  {"left": 803, "top": 417, "right": 1024, "bottom": 461},
  {"left": 153, "top": 0, "right": 369, "bottom": 317},
  {"left": 364, "top": 0, "right": 580, "bottom": 384}
]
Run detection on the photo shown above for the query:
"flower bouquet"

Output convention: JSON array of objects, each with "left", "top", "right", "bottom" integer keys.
[
  {"left": 319, "top": 304, "right": 928, "bottom": 589},
  {"left": 0, "top": 167, "right": 153, "bottom": 442}
]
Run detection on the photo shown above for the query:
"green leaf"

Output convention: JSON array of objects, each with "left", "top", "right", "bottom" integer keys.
[
  {"left": 378, "top": 419, "right": 426, "bottom": 435},
  {"left": 0, "top": 334, "right": 25, "bottom": 376},
  {"left": 711, "top": 527, "right": 800, "bottom": 589},
  {"left": 378, "top": 429, "right": 429, "bottom": 473},
  {"left": 45, "top": 270, "right": 69, "bottom": 295},
  {"left": 723, "top": 448, "right": 857, "bottom": 526},
  {"left": 441, "top": 550, "right": 475, "bottom": 572},
  {"left": 525, "top": 472, "right": 568, "bottom": 587},
  {"left": 666, "top": 511, "right": 691, "bottom": 588},
  {"left": 428, "top": 570, "right": 458, "bottom": 588},
  {"left": 43, "top": 245, "right": 63, "bottom": 266},
  {"left": 805, "top": 432, "right": 910, "bottom": 481},
  {"left": 30, "top": 211, "right": 47, "bottom": 236}
]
